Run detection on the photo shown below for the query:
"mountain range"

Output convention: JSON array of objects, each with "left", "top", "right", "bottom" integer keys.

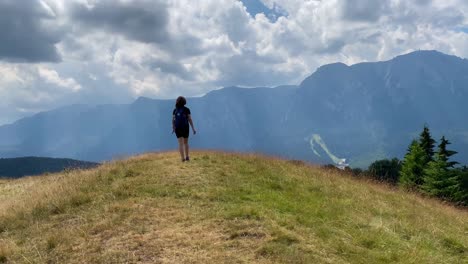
[{"left": 1, "top": 50, "right": 467, "bottom": 167}]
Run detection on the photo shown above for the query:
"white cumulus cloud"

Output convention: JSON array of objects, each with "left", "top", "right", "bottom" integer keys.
[
  {"left": 0, "top": 0, "right": 468, "bottom": 124},
  {"left": 38, "top": 66, "right": 82, "bottom": 91}
]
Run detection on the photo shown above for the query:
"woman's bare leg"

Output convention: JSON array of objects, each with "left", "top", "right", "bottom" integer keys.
[
  {"left": 184, "top": 138, "right": 189, "bottom": 160},
  {"left": 178, "top": 138, "right": 185, "bottom": 161}
]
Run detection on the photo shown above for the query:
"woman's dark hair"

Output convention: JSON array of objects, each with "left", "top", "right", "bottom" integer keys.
[{"left": 175, "top": 96, "right": 186, "bottom": 108}]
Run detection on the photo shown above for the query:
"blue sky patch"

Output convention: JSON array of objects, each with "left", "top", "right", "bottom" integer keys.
[
  {"left": 455, "top": 27, "right": 468, "bottom": 33},
  {"left": 240, "top": 0, "right": 286, "bottom": 22}
]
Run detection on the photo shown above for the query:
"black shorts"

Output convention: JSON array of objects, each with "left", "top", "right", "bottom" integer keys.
[{"left": 175, "top": 126, "right": 189, "bottom": 138}]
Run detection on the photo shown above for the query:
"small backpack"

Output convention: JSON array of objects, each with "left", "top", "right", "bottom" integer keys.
[{"left": 174, "top": 107, "right": 188, "bottom": 128}]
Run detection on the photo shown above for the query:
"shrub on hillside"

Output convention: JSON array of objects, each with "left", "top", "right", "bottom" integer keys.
[{"left": 367, "top": 158, "right": 401, "bottom": 184}]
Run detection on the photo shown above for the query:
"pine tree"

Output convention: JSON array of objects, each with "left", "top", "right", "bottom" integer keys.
[
  {"left": 437, "top": 136, "right": 458, "bottom": 168},
  {"left": 419, "top": 125, "right": 436, "bottom": 165},
  {"left": 422, "top": 136, "right": 460, "bottom": 200},
  {"left": 399, "top": 140, "right": 426, "bottom": 189},
  {"left": 453, "top": 168, "right": 468, "bottom": 205}
]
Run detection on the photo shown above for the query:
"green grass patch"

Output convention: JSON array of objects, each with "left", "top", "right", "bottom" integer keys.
[{"left": 0, "top": 151, "right": 466, "bottom": 263}]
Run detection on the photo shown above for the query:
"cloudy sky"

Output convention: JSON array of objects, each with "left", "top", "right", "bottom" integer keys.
[{"left": 1, "top": 0, "right": 468, "bottom": 125}]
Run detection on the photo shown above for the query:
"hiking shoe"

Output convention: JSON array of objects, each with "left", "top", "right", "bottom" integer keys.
[{"left": 185, "top": 157, "right": 190, "bottom": 161}]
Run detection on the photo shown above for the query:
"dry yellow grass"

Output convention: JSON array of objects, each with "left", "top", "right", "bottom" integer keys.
[{"left": 0, "top": 151, "right": 467, "bottom": 263}]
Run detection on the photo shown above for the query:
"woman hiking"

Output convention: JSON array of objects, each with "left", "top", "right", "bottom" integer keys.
[{"left": 172, "top": 96, "right": 196, "bottom": 162}]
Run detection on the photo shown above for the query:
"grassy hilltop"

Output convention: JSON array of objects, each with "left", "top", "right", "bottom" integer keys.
[{"left": 0, "top": 151, "right": 467, "bottom": 263}]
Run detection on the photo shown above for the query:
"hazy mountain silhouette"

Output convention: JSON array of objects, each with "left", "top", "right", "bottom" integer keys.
[{"left": 0, "top": 50, "right": 467, "bottom": 167}]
